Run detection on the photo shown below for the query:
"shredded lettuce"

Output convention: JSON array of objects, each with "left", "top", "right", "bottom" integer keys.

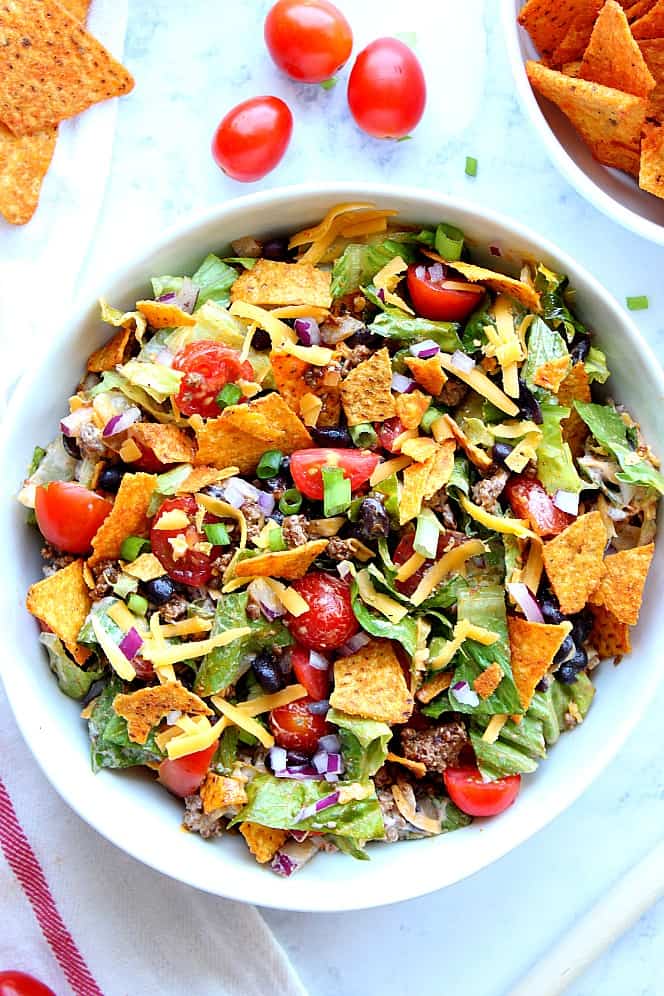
[
  {"left": 331, "top": 239, "right": 417, "bottom": 298},
  {"left": 584, "top": 346, "right": 610, "bottom": 384},
  {"left": 214, "top": 726, "right": 242, "bottom": 774},
  {"left": 537, "top": 398, "right": 586, "bottom": 495},
  {"left": 460, "top": 301, "right": 494, "bottom": 353},
  {"left": 328, "top": 709, "right": 391, "bottom": 781},
  {"left": 351, "top": 581, "right": 418, "bottom": 655},
  {"left": 535, "top": 264, "right": 587, "bottom": 340},
  {"left": 39, "top": 632, "right": 104, "bottom": 700},
  {"left": 151, "top": 254, "right": 238, "bottom": 311},
  {"left": 78, "top": 596, "right": 124, "bottom": 647},
  {"left": 575, "top": 402, "right": 664, "bottom": 494},
  {"left": 17, "top": 436, "right": 76, "bottom": 509},
  {"left": 88, "top": 677, "right": 164, "bottom": 771},
  {"left": 368, "top": 311, "right": 462, "bottom": 352},
  {"left": 116, "top": 359, "right": 184, "bottom": 404},
  {"left": 522, "top": 316, "right": 568, "bottom": 388}
]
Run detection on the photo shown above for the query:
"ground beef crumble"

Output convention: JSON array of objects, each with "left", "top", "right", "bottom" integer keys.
[
  {"left": 326, "top": 536, "right": 357, "bottom": 560},
  {"left": 40, "top": 543, "right": 76, "bottom": 577},
  {"left": 438, "top": 377, "right": 469, "bottom": 407},
  {"left": 422, "top": 492, "right": 457, "bottom": 528},
  {"left": 400, "top": 721, "right": 469, "bottom": 773},
  {"left": 88, "top": 559, "right": 122, "bottom": 599},
  {"left": 242, "top": 499, "right": 265, "bottom": 543},
  {"left": 471, "top": 468, "right": 509, "bottom": 513},
  {"left": 339, "top": 343, "right": 371, "bottom": 374},
  {"left": 281, "top": 514, "right": 310, "bottom": 548},
  {"left": 210, "top": 550, "right": 235, "bottom": 580},
  {"left": 158, "top": 594, "right": 189, "bottom": 623},
  {"left": 78, "top": 421, "right": 106, "bottom": 461},
  {"left": 183, "top": 794, "right": 225, "bottom": 838}
]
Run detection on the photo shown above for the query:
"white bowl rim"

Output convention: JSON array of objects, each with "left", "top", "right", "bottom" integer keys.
[
  {"left": 501, "top": 0, "right": 664, "bottom": 247},
  {"left": 3, "top": 180, "right": 664, "bottom": 912}
]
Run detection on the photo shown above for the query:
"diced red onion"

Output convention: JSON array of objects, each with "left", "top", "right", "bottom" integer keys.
[
  {"left": 320, "top": 315, "right": 364, "bottom": 345},
  {"left": 324, "top": 772, "right": 339, "bottom": 783},
  {"left": 450, "top": 680, "right": 480, "bottom": 708},
  {"left": 290, "top": 829, "right": 309, "bottom": 843},
  {"left": 409, "top": 339, "right": 440, "bottom": 359},
  {"left": 489, "top": 245, "right": 502, "bottom": 257},
  {"left": 318, "top": 733, "right": 340, "bottom": 753},
  {"left": 222, "top": 483, "right": 245, "bottom": 509},
  {"left": 271, "top": 852, "right": 297, "bottom": 877},
  {"left": 294, "top": 318, "right": 321, "bottom": 347},
  {"left": 173, "top": 277, "right": 199, "bottom": 315},
  {"left": 60, "top": 407, "right": 93, "bottom": 438},
  {"left": 157, "top": 291, "right": 176, "bottom": 303},
  {"left": 336, "top": 560, "right": 354, "bottom": 580},
  {"left": 553, "top": 490, "right": 579, "bottom": 515},
  {"left": 391, "top": 372, "right": 415, "bottom": 394},
  {"left": 308, "top": 651, "right": 329, "bottom": 671},
  {"left": 294, "top": 790, "right": 340, "bottom": 824},
  {"left": 337, "top": 630, "right": 371, "bottom": 657},
  {"left": 225, "top": 477, "right": 262, "bottom": 503},
  {"left": 275, "top": 766, "right": 319, "bottom": 780},
  {"left": 307, "top": 699, "right": 330, "bottom": 715},
  {"left": 450, "top": 350, "right": 476, "bottom": 373},
  {"left": 312, "top": 750, "right": 329, "bottom": 775},
  {"left": 118, "top": 627, "right": 143, "bottom": 661},
  {"left": 103, "top": 406, "right": 141, "bottom": 438},
  {"left": 248, "top": 579, "right": 284, "bottom": 621},
  {"left": 507, "top": 582, "right": 544, "bottom": 623},
  {"left": 377, "top": 288, "right": 386, "bottom": 303},
  {"left": 271, "top": 838, "right": 320, "bottom": 877},
  {"left": 427, "top": 261, "right": 445, "bottom": 282},
  {"left": 268, "top": 746, "right": 287, "bottom": 773},
  {"left": 256, "top": 490, "right": 276, "bottom": 516},
  {"left": 312, "top": 750, "right": 344, "bottom": 776}
]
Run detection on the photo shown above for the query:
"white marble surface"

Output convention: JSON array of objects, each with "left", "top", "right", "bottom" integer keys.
[{"left": 82, "top": 1, "right": 663, "bottom": 993}]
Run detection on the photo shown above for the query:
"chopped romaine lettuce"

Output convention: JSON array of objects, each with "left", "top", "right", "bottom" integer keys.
[
  {"left": 575, "top": 401, "right": 664, "bottom": 494},
  {"left": 368, "top": 311, "right": 462, "bottom": 352},
  {"left": 191, "top": 254, "right": 239, "bottom": 309},
  {"left": 78, "top": 596, "right": 124, "bottom": 647},
  {"left": 88, "top": 677, "right": 164, "bottom": 771},
  {"left": 151, "top": 274, "right": 184, "bottom": 299},
  {"left": 214, "top": 726, "right": 242, "bottom": 774},
  {"left": 584, "top": 346, "right": 610, "bottom": 384},
  {"left": 39, "top": 632, "right": 104, "bottom": 700},
  {"left": 537, "top": 398, "right": 585, "bottom": 495},
  {"left": 522, "top": 316, "right": 568, "bottom": 388},
  {"left": 116, "top": 359, "right": 184, "bottom": 404},
  {"left": 17, "top": 436, "right": 76, "bottom": 509},
  {"left": 327, "top": 709, "right": 391, "bottom": 781},
  {"left": 373, "top": 472, "right": 400, "bottom": 524},
  {"left": 351, "top": 581, "right": 418, "bottom": 655},
  {"left": 447, "top": 455, "right": 471, "bottom": 497},
  {"left": 535, "top": 264, "right": 586, "bottom": 340},
  {"left": 331, "top": 239, "right": 417, "bottom": 298}
]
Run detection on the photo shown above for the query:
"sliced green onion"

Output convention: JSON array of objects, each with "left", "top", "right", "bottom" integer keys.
[
  {"left": 320, "top": 77, "right": 337, "bottom": 90},
  {"left": 465, "top": 156, "right": 478, "bottom": 177},
  {"left": 268, "top": 526, "right": 288, "bottom": 551},
  {"left": 279, "top": 488, "right": 303, "bottom": 515},
  {"left": 204, "top": 522, "right": 230, "bottom": 546},
  {"left": 322, "top": 466, "right": 351, "bottom": 517},
  {"left": 216, "top": 383, "right": 242, "bottom": 409},
  {"left": 112, "top": 573, "right": 138, "bottom": 598},
  {"left": 349, "top": 423, "right": 378, "bottom": 448},
  {"left": 626, "top": 295, "right": 649, "bottom": 311},
  {"left": 414, "top": 508, "right": 442, "bottom": 559},
  {"left": 120, "top": 536, "right": 151, "bottom": 561},
  {"left": 420, "top": 406, "right": 444, "bottom": 434},
  {"left": 127, "top": 593, "right": 148, "bottom": 617},
  {"left": 434, "top": 223, "right": 464, "bottom": 261},
  {"left": 238, "top": 729, "right": 259, "bottom": 746},
  {"left": 256, "top": 449, "right": 283, "bottom": 479}
]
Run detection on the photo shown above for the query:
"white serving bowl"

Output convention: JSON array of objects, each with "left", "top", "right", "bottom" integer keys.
[
  {"left": 2, "top": 183, "right": 663, "bottom": 913},
  {"left": 503, "top": 0, "right": 664, "bottom": 245}
]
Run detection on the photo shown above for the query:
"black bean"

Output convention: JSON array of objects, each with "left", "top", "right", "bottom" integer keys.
[
  {"left": 356, "top": 496, "right": 390, "bottom": 542},
  {"left": 262, "top": 237, "right": 293, "bottom": 262},
  {"left": 311, "top": 425, "right": 353, "bottom": 447},
  {"left": 142, "top": 576, "right": 176, "bottom": 605},
  {"left": 570, "top": 333, "right": 590, "bottom": 364},
  {"left": 517, "top": 379, "right": 543, "bottom": 425},
  {"left": 346, "top": 329, "right": 383, "bottom": 350},
  {"left": 251, "top": 328, "right": 272, "bottom": 351},
  {"left": 62, "top": 433, "right": 81, "bottom": 459},
  {"left": 571, "top": 608, "right": 593, "bottom": 645},
  {"left": 252, "top": 651, "right": 286, "bottom": 693},
  {"left": 492, "top": 442, "right": 513, "bottom": 466},
  {"left": 567, "top": 646, "right": 588, "bottom": 670},
  {"left": 262, "top": 474, "right": 290, "bottom": 494},
  {"left": 81, "top": 678, "right": 107, "bottom": 709},
  {"left": 97, "top": 464, "right": 126, "bottom": 493},
  {"left": 536, "top": 676, "right": 551, "bottom": 693},
  {"left": 557, "top": 662, "right": 579, "bottom": 685},
  {"left": 554, "top": 634, "right": 575, "bottom": 664},
  {"left": 540, "top": 598, "right": 564, "bottom": 625}
]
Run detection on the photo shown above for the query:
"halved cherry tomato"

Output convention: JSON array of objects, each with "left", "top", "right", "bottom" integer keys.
[
  {"left": 291, "top": 645, "right": 330, "bottom": 700},
  {"left": 35, "top": 482, "right": 112, "bottom": 554},
  {"left": 504, "top": 475, "right": 575, "bottom": 538},
  {"left": 269, "top": 697, "right": 330, "bottom": 753},
  {"left": 406, "top": 263, "right": 485, "bottom": 322},
  {"left": 375, "top": 417, "right": 406, "bottom": 454},
  {"left": 392, "top": 530, "right": 466, "bottom": 597},
  {"left": 347, "top": 37, "right": 426, "bottom": 139},
  {"left": 173, "top": 341, "right": 254, "bottom": 418},
  {"left": 211, "top": 96, "right": 293, "bottom": 182},
  {"left": 289, "top": 447, "right": 380, "bottom": 500},
  {"left": 0, "top": 973, "right": 56, "bottom": 996},
  {"left": 444, "top": 766, "right": 521, "bottom": 817},
  {"left": 130, "top": 438, "right": 173, "bottom": 473},
  {"left": 264, "top": 0, "right": 352, "bottom": 83},
  {"left": 150, "top": 495, "right": 221, "bottom": 588},
  {"left": 287, "top": 572, "right": 359, "bottom": 650},
  {"left": 158, "top": 742, "right": 218, "bottom": 798}
]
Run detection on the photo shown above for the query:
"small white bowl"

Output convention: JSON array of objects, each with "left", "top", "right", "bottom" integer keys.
[
  {"left": 503, "top": 0, "right": 664, "bottom": 245},
  {"left": 2, "top": 183, "right": 663, "bottom": 912}
]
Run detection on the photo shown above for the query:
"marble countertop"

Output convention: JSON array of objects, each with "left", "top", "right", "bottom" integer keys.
[{"left": 81, "top": 1, "right": 663, "bottom": 993}]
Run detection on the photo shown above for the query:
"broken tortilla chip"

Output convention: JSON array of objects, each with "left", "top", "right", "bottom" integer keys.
[
  {"left": 473, "top": 662, "right": 504, "bottom": 700},
  {"left": 399, "top": 456, "right": 435, "bottom": 524},
  {"left": 233, "top": 540, "right": 328, "bottom": 580},
  {"left": 340, "top": 347, "right": 397, "bottom": 426},
  {"left": 639, "top": 120, "right": 664, "bottom": 196},
  {"left": 533, "top": 355, "right": 571, "bottom": 393},
  {"left": 122, "top": 552, "right": 167, "bottom": 582},
  {"left": 404, "top": 355, "right": 447, "bottom": 396},
  {"left": 62, "top": 0, "right": 91, "bottom": 21},
  {"left": 330, "top": 639, "right": 414, "bottom": 725},
  {"left": 270, "top": 349, "right": 340, "bottom": 427},
  {"left": 394, "top": 389, "right": 430, "bottom": 430},
  {"left": 239, "top": 823, "right": 288, "bottom": 864},
  {"left": 589, "top": 603, "right": 632, "bottom": 657},
  {"left": 113, "top": 683, "right": 211, "bottom": 745},
  {"left": 0, "top": 123, "right": 57, "bottom": 225},
  {"left": 175, "top": 465, "right": 237, "bottom": 494},
  {"left": 440, "top": 414, "right": 493, "bottom": 472},
  {"left": 425, "top": 439, "right": 456, "bottom": 497},
  {"left": 589, "top": 543, "right": 654, "bottom": 624},
  {"left": 508, "top": 616, "right": 572, "bottom": 710},
  {"left": 88, "top": 473, "right": 157, "bottom": 566},
  {"left": 136, "top": 300, "right": 196, "bottom": 329},
  {"left": 631, "top": 0, "right": 664, "bottom": 38},
  {"left": 230, "top": 259, "right": 332, "bottom": 310},
  {"left": 551, "top": 1, "right": 603, "bottom": 66},
  {"left": 579, "top": 1, "right": 655, "bottom": 98},
  {"left": 542, "top": 511, "right": 608, "bottom": 614},
  {"left": 200, "top": 772, "right": 247, "bottom": 814},
  {"left": 0, "top": 0, "right": 134, "bottom": 137},
  {"left": 26, "top": 559, "right": 91, "bottom": 663},
  {"left": 627, "top": 0, "right": 658, "bottom": 23},
  {"left": 130, "top": 423, "right": 195, "bottom": 465},
  {"left": 557, "top": 362, "right": 591, "bottom": 457},
  {"left": 86, "top": 327, "right": 131, "bottom": 372},
  {"left": 423, "top": 250, "right": 541, "bottom": 311},
  {"left": 517, "top": 0, "right": 597, "bottom": 60}
]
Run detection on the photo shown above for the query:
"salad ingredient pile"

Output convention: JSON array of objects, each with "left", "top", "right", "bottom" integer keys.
[{"left": 21, "top": 202, "right": 660, "bottom": 877}]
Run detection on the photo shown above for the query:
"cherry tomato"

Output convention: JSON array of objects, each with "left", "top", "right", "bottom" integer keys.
[
  {"left": 406, "top": 263, "right": 485, "bottom": 322},
  {"left": 392, "top": 530, "right": 466, "bottom": 597},
  {"left": 0, "top": 973, "right": 56, "bottom": 996},
  {"left": 35, "top": 482, "right": 112, "bottom": 554},
  {"left": 504, "top": 475, "right": 575, "bottom": 538},
  {"left": 211, "top": 96, "right": 293, "bottom": 182},
  {"left": 376, "top": 417, "right": 406, "bottom": 454},
  {"left": 269, "top": 697, "right": 330, "bottom": 752},
  {"left": 173, "top": 341, "right": 254, "bottom": 418},
  {"left": 158, "top": 742, "right": 218, "bottom": 798},
  {"left": 287, "top": 572, "right": 359, "bottom": 650},
  {"left": 444, "top": 766, "right": 521, "bottom": 817},
  {"left": 130, "top": 438, "right": 173, "bottom": 473},
  {"left": 150, "top": 495, "right": 220, "bottom": 588},
  {"left": 291, "top": 645, "right": 330, "bottom": 700},
  {"left": 347, "top": 37, "right": 426, "bottom": 139},
  {"left": 289, "top": 448, "right": 380, "bottom": 500},
  {"left": 264, "top": 0, "right": 352, "bottom": 83}
]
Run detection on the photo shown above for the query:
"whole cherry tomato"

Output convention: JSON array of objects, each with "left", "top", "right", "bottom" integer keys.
[
  {"left": 375, "top": 417, "right": 406, "bottom": 454},
  {"left": 0, "top": 973, "right": 56, "bottom": 996},
  {"left": 150, "top": 495, "right": 221, "bottom": 588},
  {"left": 347, "top": 37, "right": 426, "bottom": 139},
  {"left": 406, "top": 263, "right": 485, "bottom": 322},
  {"left": 291, "top": 645, "right": 330, "bottom": 700},
  {"left": 173, "top": 341, "right": 254, "bottom": 418},
  {"left": 444, "top": 766, "right": 521, "bottom": 817},
  {"left": 211, "top": 96, "right": 293, "bottom": 182},
  {"left": 286, "top": 572, "right": 359, "bottom": 650},
  {"left": 264, "top": 0, "right": 353, "bottom": 83},
  {"left": 289, "top": 448, "right": 380, "bottom": 500},
  {"left": 504, "top": 475, "right": 575, "bottom": 538},
  {"left": 35, "top": 482, "right": 112, "bottom": 554},
  {"left": 158, "top": 742, "right": 218, "bottom": 797},
  {"left": 269, "top": 697, "right": 330, "bottom": 752}
]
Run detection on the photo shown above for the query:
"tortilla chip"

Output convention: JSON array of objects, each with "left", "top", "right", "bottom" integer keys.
[
  {"left": 136, "top": 300, "right": 196, "bottom": 329},
  {"left": 0, "top": 123, "right": 56, "bottom": 225},
  {"left": 589, "top": 603, "right": 632, "bottom": 657},
  {"left": 423, "top": 250, "right": 540, "bottom": 311},
  {"left": 631, "top": 0, "right": 664, "bottom": 37},
  {"left": 122, "top": 552, "right": 166, "bottom": 582},
  {"left": 563, "top": 60, "right": 583, "bottom": 76},
  {"left": 579, "top": 1, "right": 656, "bottom": 97},
  {"left": 330, "top": 639, "right": 414, "bottom": 725},
  {"left": 175, "top": 466, "right": 235, "bottom": 494},
  {"left": 193, "top": 393, "right": 312, "bottom": 474},
  {"left": 88, "top": 473, "right": 157, "bottom": 566},
  {"left": 0, "top": 0, "right": 134, "bottom": 137},
  {"left": 589, "top": 542, "right": 654, "bottom": 624},
  {"left": 508, "top": 616, "right": 572, "bottom": 710},
  {"left": 86, "top": 327, "right": 131, "bottom": 372},
  {"left": 230, "top": 259, "right": 332, "bottom": 310},
  {"left": 404, "top": 355, "right": 447, "bottom": 397},
  {"left": 130, "top": 423, "right": 195, "bottom": 465},
  {"left": 557, "top": 362, "right": 591, "bottom": 456},
  {"left": 339, "top": 348, "right": 396, "bottom": 426},
  {"left": 113, "top": 683, "right": 211, "bottom": 745},
  {"left": 542, "top": 511, "right": 608, "bottom": 614},
  {"left": 399, "top": 456, "right": 435, "bottom": 524},
  {"left": 473, "top": 662, "right": 504, "bottom": 700},
  {"left": 517, "top": 0, "right": 598, "bottom": 59},
  {"left": 233, "top": 540, "right": 328, "bottom": 580},
  {"left": 239, "top": 823, "right": 288, "bottom": 864},
  {"left": 62, "top": 0, "right": 91, "bottom": 20},
  {"left": 639, "top": 119, "right": 664, "bottom": 196},
  {"left": 441, "top": 414, "right": 493, "bottom": 472},
  {"left": 394, "top": 390, "right": 431, "bottom": 430},
  {"left": 533, "top": 355, "right": 571, "bottom": 392},
  {"left": 200, "top": 772, "right": 247, "bottom": 814},
  {"left": 400, "top": 436, "right": 439, "bottom": 463},
  {"left": 526, "top": 62, "right": 646, "bottom": 176},
  {"left": 26, "top": 559, "right": 91, "bottom": 662},
  {"left": 627, "top": 0, "right": 658, "bottom": 22},
  {"left": 270, "top": 350, "right": 340, "bottom": 428},
  {"left": 425, "top": 439, "right": 456, "bottom": 497},
  {"left": 552, "top": 1, "right": 604, "bottom": 65}
]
